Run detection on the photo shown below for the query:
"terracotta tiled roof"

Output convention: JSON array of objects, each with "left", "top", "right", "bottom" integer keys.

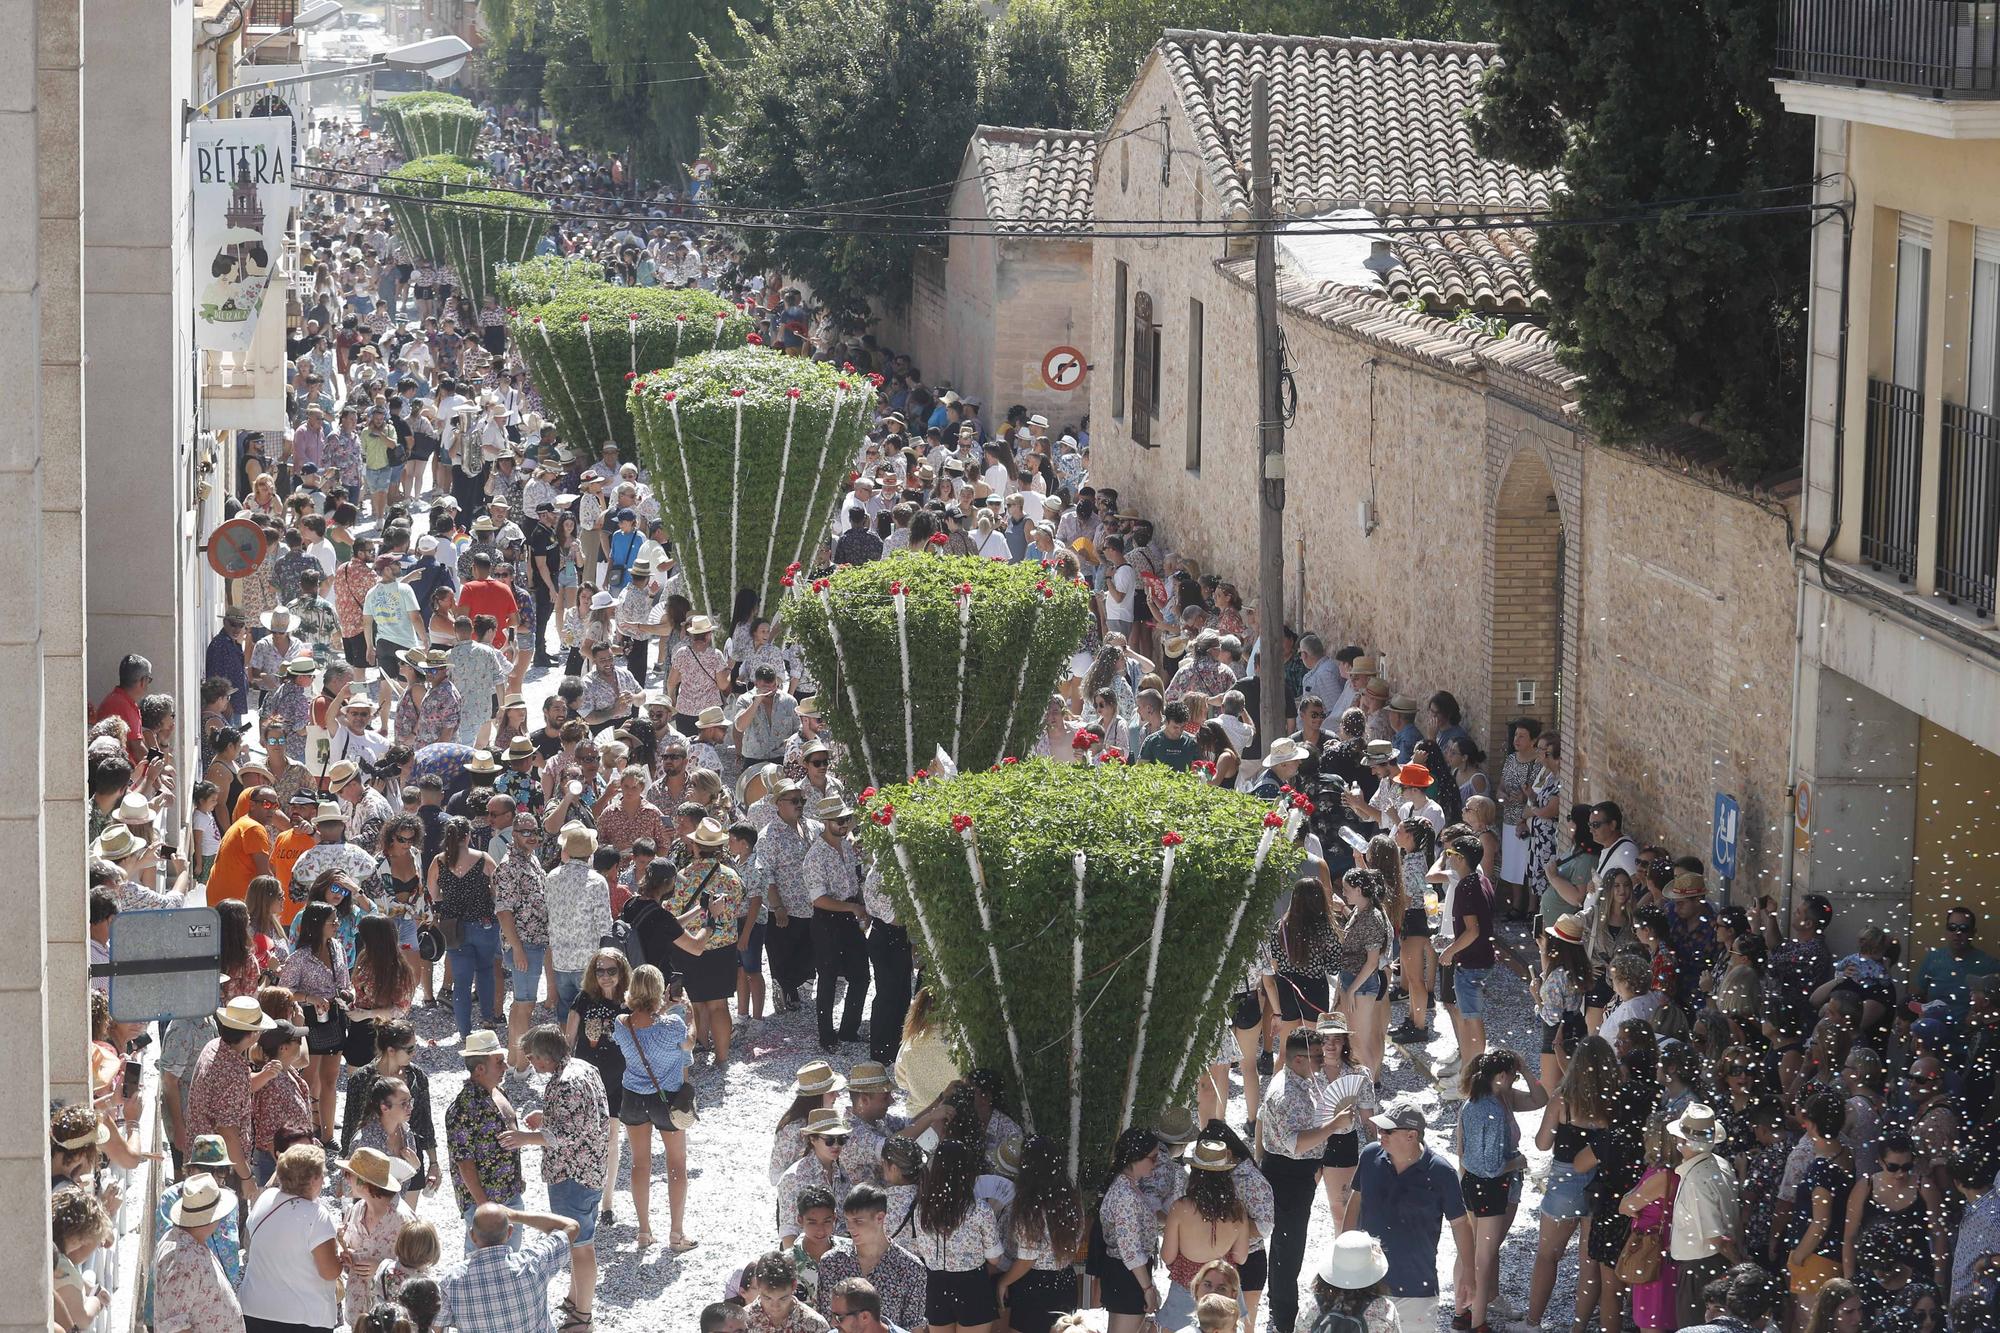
[
  {"left": 969, "top": 126, "right": 1097, "bottom": 235},
  {"left": 1385, "top": 224, "right": 1543, "bottom": 313},
  {"left": 1157, "top": 30, "right": 1557, "bottom": 221}
]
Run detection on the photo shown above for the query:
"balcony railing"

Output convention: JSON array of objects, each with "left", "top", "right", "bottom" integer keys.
[
  {"left": 1778, "top": 0, "right": 2000, "bottom": 97},
  {"left": 246, "top": 0, "right": 296, "bottom": 24},
  {"left": 1863, "top": 378, "right": 1924, "bottom": 582},
  {"left": 1937, "top": 400, "right": 2000, "bottom": 616}
]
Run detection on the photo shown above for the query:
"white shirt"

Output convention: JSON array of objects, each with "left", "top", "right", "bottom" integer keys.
[
  {"left": 1106, "top": 564, "right": 1136, "bottom": 617},
  {"left": 308, "top": 538, "right": 338, "bottom": 577},
  {"left": 982, "top": 463, "right": 1011, "bottom": 498},
  {"left": 237, "top": 1191, "right": 340, "bottom": 1327}
]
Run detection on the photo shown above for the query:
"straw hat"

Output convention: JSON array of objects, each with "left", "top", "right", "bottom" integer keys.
[
  {"left": 55, "top": 1115, "right": 112, "bottom": 1150},
  {"left": 686, "top": 614, "right": 716, "bottom": 636},
  {"left": 216, "top": 996, "right": 276, "bottom": 1032},
  {"left": 1546, "top": 913, "right": 1586, "bottom": 944},
  {"left": 992, "top": 1134, "right": 1024, "bottom": 1177},
  {"left": 342, "top": 1146, "right": 418, "bottom": 1193},
  {"left": 791, "top": 1060, "right": 847, "bottom": 1096},
  {"left": 1666, "top": 872, "right": 1708, "bottom": 900},
  {"left": 463, "top": 749, "right": 501, "bottom": 774},
  {"left": 315, "top": 801, "right": 346, "bottom": 825},
  {"left": 283, "top": 656, "right": 319, "bottom": 676},
  {"left": 694, "top": 705, "right": 727, "bottom": 730},
  {"left": 112, "top": 794, "right": 157, "bottom": 827},
  {"left": 796, "top": 696, "right": 823, "bottom": 718},
  {"left": 1668, "top": 1103, "right": 1727, "bottom": 1147},
  {"left": 803, "top": 1108, "right": 852, "bottom": 1139},
  {"left": 1188, "top": 1139, "right": 1235, "bottom": 1172},
  {"left": 560, "top": 823, "right": 598, "bottom": 859},
  {"left": 461, "top": 1030, "right": 506, "bottom": 1060},
  {"left": 91, "top": 825, "right": 144, "bottom": 860},
  {"left": 502, "top": 736, "right": 539, "bottom": 763},
  {"left": 814, "top": 795, "right": 855, "bottom": 822},
  {"left": 168, "top": 1175, "right": 230, "bottom": 1227},
  {"left": 324, "top": 760, "right": 360, "bottom": 788},
  {"left": 688, "top": 817, "right": 729, "bottom": 849},
  {"left": 1261, "top": 737, "right": 1310, "bottom": 769},
  {"left": 1364, "top": 677, "right": 1393, "bottom": 701},
  {"left": 1152, "top": 1106, "right": 1198, "bottom": 1146},
  {"left": 845, "top": 1061, "right": 894, "bottom": 1091},
  {"left": 1320, "top": 1230, "right": 1391, "bottom": 1289}
]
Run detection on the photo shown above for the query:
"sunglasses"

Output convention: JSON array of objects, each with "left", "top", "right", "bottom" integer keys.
[
  {"left": 1883, "top": 1158, "right": 1913, "bottom": 1172},
  {"left": 806, "top": 757, "right": 829, "bottom": 767},
  {"left": 1588, "top": 817, "right": 1609, "bottom": 828},
  {"left": 593, "top": 965, "right": 621, "bottom": 976},
  {"left": 1948, "top": 920, "right": 1974, "bottom": 933}
]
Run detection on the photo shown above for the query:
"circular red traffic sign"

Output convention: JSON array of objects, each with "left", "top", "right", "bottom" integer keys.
[
  {"left": 206, "top": 516, "right": 270, "bottom": 579},
  {"left": 1041, "top": 346, "right": 1086, "bottom": 391}
]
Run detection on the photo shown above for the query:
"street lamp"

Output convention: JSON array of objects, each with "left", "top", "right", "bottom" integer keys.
[
  {"left": 184, "top": 34, "right": 471, "bottom": 122},
  {"left": 243, "top": 0, "right": 344, "bottom": 58}
]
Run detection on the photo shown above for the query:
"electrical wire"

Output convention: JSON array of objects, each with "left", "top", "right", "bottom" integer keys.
[{"left": 299, "top": 178, "right": 1850, "bottom": 243}]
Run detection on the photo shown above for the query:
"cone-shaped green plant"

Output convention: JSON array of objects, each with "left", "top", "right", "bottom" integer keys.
[
  {"left": 433, "top": 190, "right": 551, "bottom": 310},
  {"left": 382, "top": 92, "right": 483, "bottom": 159},
  {"left": 630, "top": 349, "right": 876, "bottom": 620},
  {"left": 786, "top": 551, "right": 1091, "bottom": 787},
  {"left": 858, "top": 760, "right": 1300, "bottom": 1178},
  {"left": 381, "top": 155, "right": 487, "bottom": 265},
  {"left": 493, "top": 254, "right": 605, "bottom": 311},
  {"left": 513, "top": 285, "right": 753, "bottom": 458}
]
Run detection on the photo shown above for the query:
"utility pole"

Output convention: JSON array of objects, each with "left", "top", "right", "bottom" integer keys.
[{"left": 1251, "top": 73, "right": 1288, "bottom": 758}]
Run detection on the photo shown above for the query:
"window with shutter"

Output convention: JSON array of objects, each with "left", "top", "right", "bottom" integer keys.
[{"left": 1132, "top": 291, "right": 1158, "bottom": 448}]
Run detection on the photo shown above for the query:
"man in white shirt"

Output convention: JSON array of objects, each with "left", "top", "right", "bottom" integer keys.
[{"left": 1101, "top": 536, "right": 1136, "bottom": 638}]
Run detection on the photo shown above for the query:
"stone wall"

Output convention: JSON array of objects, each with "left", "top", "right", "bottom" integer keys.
[{"left": 990, "top": 236, "right": 1094, "bottom": 428}]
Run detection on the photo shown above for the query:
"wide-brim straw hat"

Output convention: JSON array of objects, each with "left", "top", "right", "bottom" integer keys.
[
  {"left": 791, "top": 1060, "right": 846, "bottom": 1096},
  {"left": 689, "top": 817, "right": 729, "bottom": 849},
  {"left": 168, "top": 1175, "right": 230, "bottom": 1226},
  {"left": 1321, "top": 1230, "right": 1391, "bottom": 1289},
  {"left": 341, "top": 1146, "right": 417, "bottom": 1193},
  {"left": 463, "top": 749, "right": 502, "bottom": 774},
  {"left": 461, "top": 1030, "right": 505, "bottom": 1059},
  {"left": 216, "top": 996, "right": 276, "bottom": 1032}
]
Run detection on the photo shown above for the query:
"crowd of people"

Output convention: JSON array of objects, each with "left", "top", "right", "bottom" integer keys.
[{"left": 59, "top": 99, "right": 2000, "bottom": 1333}]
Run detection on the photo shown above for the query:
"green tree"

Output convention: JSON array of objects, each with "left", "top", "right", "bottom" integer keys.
[
  {"left": 698, "top": 0, "right": 989, "bottom": 321},
  {"left": 1070, "top": 0, "right": 1494, "bottom": 85},
  {"left": 981, "top": 0, "right": 1114, "bottom": 131},
  {"left": 1470, "top": 0, "right": 1809, "bottom": 474}
]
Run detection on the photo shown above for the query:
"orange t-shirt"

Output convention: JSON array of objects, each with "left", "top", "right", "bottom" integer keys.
[
  {"left": 271, "top": 827, "right": 319, "bottom": 924},
  {"left": 206, "top": 815, "right": 272, "bottom": 904}
]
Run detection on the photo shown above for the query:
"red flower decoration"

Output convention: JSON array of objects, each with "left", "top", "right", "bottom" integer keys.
[
  {"left": 1189, "top": 759, "right": 1214, "bottom": 774},
  {"left": 506, "top": 307, "right": 517, "bottom": 316},
  {"left": 1040, "top": 559, "right": 1055, "bottom": 569},
  {"left": 1161, "top": 832, "right": 1184, "bottom": 848},
  {"left": 730, "top": 388, "right": 746, "bottom": 398},
  {"left": 849, "top": 471, "right": 861, "bottom": 484},
  {"left": 1003, "top": 756, "right": 1019, "bottom": 765},
  {"left": 624, "top": 371, "right": 637, "bottom": 380},
  {"left": 811, "top": 577, "right": 830, "bottom": 593},
  {"left": 663, "top": 391, "right": 677, "bottom": 403},
  {"left": 928, "top": 533, "right": 948, "bottom": 547},
  {"left": 787, "top": 561, "right": 803, "bottom": 575},
  {"left": 1036, "top": 581, "right": 1054, "bottom": 598},
  {"left": 889, "top": 581, "right": 906, "bottom": 596},
  {"left": 860, "top": 786, "right": 878, "bottom": 802},
  {"left": 950, "top": 813, "right": 974, "bottom": 834},
  {"left": 1263, "top": 811, "right": 1286, "bottom": 827},
  {"left": 867, "top": 373, "right": 885, "bottom": 387},
  {"left": 736, "top": 301, "right": 748, "bottom": 310},
  {"left": 1100, "top": 747, "right": 1125, "bottom": 763},
  {"left": 1291, "top": 795, "right": 1317, "bottom": 815},
  {"left": 716, "top": 310, "right": 729, "bottom": 320},
  {"left": 787, "top": 387, "right": 801, "bottom": 399},
  {"left": 746, "top": 333, "right": 764, "bottom": 346},
  {"left": 675, "top": 314, "right": 688, "bottom": 322},
  {"left": 1071, "top": 729, "right": 1100, "bottom": 750},
  {"left": 1279, "top": 785, "right": 1293, "bottom": 796},
  {"left": 531, "top": 316, "right": 543, "bottom": 325},
  {"left": 1074, "top": 577, "right": 1089, "bottom": 588},
  {"left": 578, "top": 313, "right": 589, "bottom": 322},
  {"left": 838, "top": 380, "right": 851, "bottom": 391},
  {"left": 628, "top": 311, "right": 639, "bottom": 320},
  {"left": 990, "top": 554, "right": 1007, "bottom": 562},
  {"left": 780, "top": 574, "right": 796, "bottom": 588},
  {"left": 953, "top": 582, "right": 972, "bottom": 596},
  {"left": 871, "top": 805, "right": 895, "bottom": 827},
  {"left": 913, "top": 768, "right": 930, "bottom": 782},
  {"left": 842, "top": 361, "right": 856, "bottom": 373}
]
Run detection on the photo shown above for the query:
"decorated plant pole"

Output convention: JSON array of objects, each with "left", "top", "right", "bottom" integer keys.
[
  {"left": 493, "top": 254, "right": 606, "bottom": 310},
  {"left": 859, "top": 761, "right": 1299, "bottom": 1178},
  {"left": 381, "top": 155, "right": 487, "bottom": 264},
  {"left": 381, "top": 91, "right": 484, "bottom": 159},
  {"left": 630, "top": 349, "right": 876, "bottom": 620},
  {"left": 786, "top": 552, "right": 1092, "bottom": 788},
  {"left": 512, "top": 285, "right": 752, "bottom": 458}
]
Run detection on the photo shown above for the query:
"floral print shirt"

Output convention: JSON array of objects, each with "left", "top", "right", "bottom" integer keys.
[
  {"left": 153, "top": 1225, "right": 243, "bottom": 1333},
  {"left": 263, "top": 680, "right": 313, "bottom": 736},
  {"left": 332, "top": 561, "right": 378, "bottom": 639},
  {"left": 445, "top": 640, "right": 510, "bottom": 724},
  {"left": 397, "top": 680, "right": 462, "bottom": 751},
  {"left": 1099, "top": 1173, "right": 1159, "bottom": 1270},
  {"left": 539, "top": 1058, "right": 609, "bottom": 1186},
  {"left": 544, "top": 861, "right": 612, "bottom": 973},
  {"left": 670, "top": 856, "right": 745, "bottom": 951},
  {"left": 746, "top": 1299, "right": 829, "bottom": 1333},
  {"left": 445, "top": 1082, "right": 524, "bottom": 1212},
  {"left": 493, "top": 845, "right": 550, "bottom": 948},
  {"left": 752, "top": 817, "right": 818, "bottom": 918},
  {"left": 813, "top": 1241, "right": 929, "bottom": 1329},
  {"left": 187, "top": 1035, "right": 252, "bottom": 1140},
  {"left": 287, "top": 595, "right": 342, "bottom": 666},
  {"left": 252, "top": 1067, "right": 315, "bottom": 1153},
  {"left": 594, "top": 796, "right": 668, "bottom": 855}
]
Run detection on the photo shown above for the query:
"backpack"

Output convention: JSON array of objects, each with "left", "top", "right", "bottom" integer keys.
[{"left": 602, "top": 906, "right": 648, "bottom": 973}]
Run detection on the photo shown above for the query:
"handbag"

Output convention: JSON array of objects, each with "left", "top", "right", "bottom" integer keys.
[{"left": 1615, "top": 1224, "right": 1665, "bottom": 1286}]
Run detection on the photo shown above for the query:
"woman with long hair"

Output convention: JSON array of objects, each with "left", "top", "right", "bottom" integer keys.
[
  {"left": 1089, "top": 1129, "right": 1165, "bottom": 1333},
  {"left": 1617, "top": 1115, "right": 1683, "bottom": 1333},
  {"left": 996, "top": 1136, "right": 1083, "bottom": 1333},
  {"left": 1264, "top": 876, "right": 1338, "bottom": 1047},
  {"left": 1389, "top": 816, "right": 1440, "bottom": 1043},
  {"left": 278, "top": 900, "right": 351, "bottom": 1142},
  {"left": 375, "top": 812, "right": 430, "bottom": 1002},
  {"left": 217, "top": 896, "right": 260, "bottom": 999},
  {"left": 913, "top": 1139, "right": 1005, "bottom": 1333},
  {"left": 346, "top": 913, "right": 415, "bottom": 1068},
  {"left": 1806, "top": 1277, "right": 1864, "bottom": 1333},
  {"left": 337, "top": 1150, "right": 416, "bottom": 1329},
  {"left": 348, "top": 1075, "right": 423, "bottom": 1202},
  {"left": 771, "top": 1061, "right": 846, "bottom": 1185},
  {"left": 1163, "top": 1140, "right": 1251, "bottom": 1323},
  {"left": 1538, "top": 916, "right": 1593, "bottom": 1090},
  {"left": 1455, "top": 1050, "right": 1548, "bottom": 1331},
  {"left": 567, "top": 947, "right": 632, "bottom": 1224},
  {"left": 1083, "top": 642, "right": 1137, "bottom": 727},
  {"left": 1334, "top": 867, "right": 1391, "bottom": 1078},
  {"left": 609, "top": 964, "right": 694, "bottom": 1251},
  {"left": 1527, "top": 1035, "right": 1617, "bottom": 1329},
  {"left": 426, "top": 814, "right": 503, "bottom": 1041},
  {"left": 1193, "top": 721, "right": 1241, "bottom": 788},
  {"left": 245, "top": 873, "right": 290, "bottom": 972},
  {"left": 895, "top": 986, "right": 962, "bottom": 1113},
  {"left": 1312, "top": 1016, "right": 1375, "bottom": 1224}
]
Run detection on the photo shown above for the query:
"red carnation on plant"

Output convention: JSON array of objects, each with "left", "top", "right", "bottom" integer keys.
[
  {"left": 951, "top": 813, "right": 974, "bottom": 833},
  {"left": 1161, "top": 831, "right": 1184, "bottom": 848},
  {"left": 506, "top": 307, "right": 516, "bottom": 316},
  {"left": 578, "top": 313, "right": 589, "bottom": 322},
  {"left": 730, "top": 388, "right": 746, "bottom": 398},
  {"left": 663, "top": 391, "right": 677, "bottom": 402},
  {"left": 928, "top": 533, "right": 948, "bottom": 547},
  {"left": 871, "top": 804, "right": 895, "bottom": 827},
  {"left": 913, "top": 768, "right": 930, "bottom": 782},
  {"left": 953, "top": 582, "right": 972, "bottom": 596},
  {"left": 1071, "top": 729, "right": 1099, "bottom": 750},
  {"left": 860, "top": 787, "right": 877, "bottom": 802},
  {"left": 786, "top": 561, "right": 803, "bottom": 575},
  {"left": 1291, "top": 795, "right": 1316, "bottom": 815},
  {"left": 1003, "top": 756, "right": 1019, "bottom": 765},
  {"left": 787, "top": 387, "right": 801, "bottom": 399},
  {"left": 747, "top": 332, "right": 764, "bottom": 345},
  {"left": 889, "top": 581, "right": 906, "bottom": 595},
  {"left": 676, "top": 314, "right": 687, "bottom": 322},
  {"left": 1100, "top": 747, "right": 1124, "bottom": 763},
  {"left": 624, "top": 371, "right": 636, "bottom": 380},
  {"left": 811, "top": 577, "right": 829, "bottom": 593},
  {"left": 1263, "top": 811, "right": 1285, "bottom": 827},
  {"left": 780, "top": 574, "right": 796, "bottom": 588},
  {"left": 842, "top": 362, "right": 856, "bottom": 373},
  {"left": 838, "top": 380, "right": 851, "bottom": 391}
]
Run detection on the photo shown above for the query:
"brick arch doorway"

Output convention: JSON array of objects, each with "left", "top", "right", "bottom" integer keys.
[{"left": 1488, "top": 447, "right": 1566, "bottom": 764}]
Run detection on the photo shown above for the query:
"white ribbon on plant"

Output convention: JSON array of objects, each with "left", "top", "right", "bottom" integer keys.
[
  {"left": 760, "top": 392, "right": 802, "bottom": 604},
  {"left": 1164, "top": 819, "right": 1283, "bottom": 1096},
  {"left": 817, "top": 583, "right": 881, "bottom": 786},
  {"left": 712, "top": 309, "right": 729, "bottom": 350},
  {"left": 893, "top": 587, "right": 915, "bottom": 776},
  {"left": 991, "top": 597, "right": 1040, "bottom": 767},
  {"left": 662, "top": 395, "right": 712, "bottom": 605},
  {"left": 890, "top": 833, "right": 953, "bottom": 1006},
  {"left": 730, "top": 393, "right": 744, "bottom": 611},
  {"left": 950, "top": 590, "right": 971, "bottom": 762},
  {"left": 534, "top": 319, "right": 593, "bottom": 458},
  {"left": 580, "top": 316, "right": 617, "bottom": 447},
  {"left": 1120, "top": 839, "right": 1178, "bottom": 1132},
  {"left": 628, "top": 313, "right": 640, "bottom": 381},
  {"left": 1069, "top": 850, "right": 1087, "bottom": 1184},
  {"left": 786, "top": 384, "right": 850, "bottom": 578},
  {"left": 962, "top": 822, "right": 1033, "bottom": 1133}
]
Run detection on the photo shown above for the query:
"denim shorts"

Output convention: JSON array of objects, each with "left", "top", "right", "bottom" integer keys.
[
  {"left": 366, "top": 463, "right": 400, "bottom": 491},
  {"left": 1455, "top": 965, "right": 1493, "bottom": 1017},
  {"left": 546, "top": 1177, "right": 602, "bottom": 1244},
  {"left": 510, "top": 945, "right": 546, "bottom": 1002},
  {"left": 737, "top": 920, "right": 767, "bottom": 972},
  {"left": 1340, "top": 969, "right": 1388, "bottom": 1001}
]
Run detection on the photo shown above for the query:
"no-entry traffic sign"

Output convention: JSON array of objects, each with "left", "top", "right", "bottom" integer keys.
[
  {"left": 206, "top": 516, "right": 269, "bottom": 579},
  {"left": 1041, "top": 346, "right": 1086, "bottom": 391}
]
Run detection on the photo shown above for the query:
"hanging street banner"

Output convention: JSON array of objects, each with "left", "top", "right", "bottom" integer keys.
[{"left": 191, "top": 117, "right": 292, "bottom": 351}]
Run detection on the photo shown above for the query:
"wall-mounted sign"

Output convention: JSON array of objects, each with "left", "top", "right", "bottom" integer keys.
[
  {"left": 1041, "top": 346, "right": 1086, "bottom": 391},
  {"left": 191, "top": 117, "right": 292, "bottom": 352}
]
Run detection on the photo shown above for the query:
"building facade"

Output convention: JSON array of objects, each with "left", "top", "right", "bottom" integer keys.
[
  {"left": 909, "top": 126, "right": 1096, "bottom": 429},
  {"left": 1089, "top": 31, "right": 1801, "bottom": 896},
  {"left": 1777, "top": 0, "right": 2000, "bottom": 953}
]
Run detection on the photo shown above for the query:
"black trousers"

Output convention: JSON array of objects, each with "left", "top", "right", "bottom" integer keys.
[
  {"left": 810, "top": 910, "right": 870, "bottom": 1044},
  {"left": 767, "top": 915, "right": 814, "bottom": 1001},
  {"left": 626, "top": 634, "right": 648, "bottom": 688},
  {"left": 533, "top": 582, "right": 557, "bottom": 663},
  {"left": 866, "top": 921, "right": 913, "bottom": 1064},
  {"left": 1264, "top": 1151, "right": 1320, "bottom": 1333}
]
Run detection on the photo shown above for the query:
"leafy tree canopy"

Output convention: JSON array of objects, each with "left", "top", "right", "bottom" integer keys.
[{"left": 1470, "top": 0, "right": 1810, "bottom": 475}]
